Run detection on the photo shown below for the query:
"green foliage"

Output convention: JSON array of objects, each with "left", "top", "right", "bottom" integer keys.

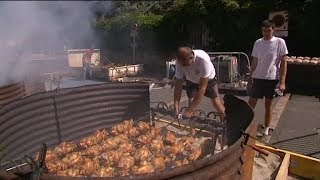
[
  {"left": 96, "top": 12, "right": 164, "bottom": 30},
  {"left": 96, "top": 0, "right": 320, "bottom": 56}
]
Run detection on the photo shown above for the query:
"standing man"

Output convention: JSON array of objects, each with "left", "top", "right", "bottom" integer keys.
[
  {"left": 174, "top": 47, "right": 225, "bottom": 120},
  {"left": 82, "top": 48, "right": 94, "bottom": 80},
  {"left": 248, "top": 19, "right": 288, "bottom": 136}
]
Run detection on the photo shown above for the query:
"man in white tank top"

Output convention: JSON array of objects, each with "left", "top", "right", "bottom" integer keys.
[
  {"left": 248, "top": 19, "right": 288, "bottom": 136},
  {"left": 174, "top": 47, "right": 225, "bottom": 120}
]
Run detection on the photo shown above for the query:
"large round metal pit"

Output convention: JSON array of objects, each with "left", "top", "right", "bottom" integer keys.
[{"left": 0, "top": 82, "right": 256, "bottom": 180}]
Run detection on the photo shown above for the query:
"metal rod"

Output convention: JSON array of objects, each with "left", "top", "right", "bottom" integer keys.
[{"left": 5, "top": 163, "right": 27, "bottom": 171}]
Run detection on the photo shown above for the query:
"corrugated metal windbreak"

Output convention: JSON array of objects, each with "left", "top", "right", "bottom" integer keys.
[
  {"left": 0, "top": 82, "right": 25, "bottom": 106},
  {"left": 0, "top": 82, "right": 150, "bottom": 162}
]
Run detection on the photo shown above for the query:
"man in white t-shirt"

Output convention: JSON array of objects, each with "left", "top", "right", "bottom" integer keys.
[
  {"left": 174, "top": 47, "right": 225, "bottom": 120},
  {"left": 248, "top": 19, "right": 288, "bottom": 136}
]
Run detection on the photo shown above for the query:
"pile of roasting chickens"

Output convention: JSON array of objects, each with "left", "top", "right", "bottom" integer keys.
[
  {"left": 36, "top": 120, "right": 211, "bottom": 177},
  {"left": 286, "top": 56, "right": 320, "bottom": 65}
]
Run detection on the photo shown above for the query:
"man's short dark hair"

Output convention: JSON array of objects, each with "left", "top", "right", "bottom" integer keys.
[{"left": 261, "top": 19, "right": 275, "bottom": 29}]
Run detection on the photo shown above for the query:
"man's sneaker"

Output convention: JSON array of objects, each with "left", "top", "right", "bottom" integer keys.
[{"left": 257, "top": 126, "right": 273, "bottom": 137}]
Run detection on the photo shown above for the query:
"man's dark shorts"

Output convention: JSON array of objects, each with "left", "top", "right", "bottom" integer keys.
[
  {"left": 249, "top": 78, "right": 279, "bottom": 99},
  {"left": 185, "top": 78, "right": 219, "bottom": 99}
]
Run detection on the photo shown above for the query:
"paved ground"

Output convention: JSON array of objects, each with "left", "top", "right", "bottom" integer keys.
[{"left": 270, "top": 94, "right": 320, "bottom": 158}]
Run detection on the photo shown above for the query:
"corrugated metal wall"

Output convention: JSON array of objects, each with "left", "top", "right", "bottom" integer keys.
[
  {"left": 0, "top": 82, "right": 25, "bottom": 107},
  {"left": 0, "top": 82, "right": 150, "bottom": 162}
]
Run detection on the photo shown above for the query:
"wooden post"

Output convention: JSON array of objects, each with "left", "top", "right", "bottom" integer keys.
[{"left": 241, "top": 120, "right": 258, "bottom": 180}]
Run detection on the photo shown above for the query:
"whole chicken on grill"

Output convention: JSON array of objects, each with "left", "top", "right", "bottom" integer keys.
[
  {"left": 137, "top": 134, "right": 151, "bottom": 145},
  {"left": 79, "top": 157, "right": 99, "bottom": 175},
  {"left": 54, "top": 142, "right": 77, "bottom": 155},
  {"left": 114, "top": 134, "right": 129, "bottom": 144},
  {"left": 118, "top": 155, "right": 135, "bottom": 170},
  {"left": 83, "top": 145, "right": 103, "bottom": 157},
  {"left": 47, "top": 160, "right": 68, "bottom": 174},
  {"left": 178, "top": 136, "right": 196, "bottom": 151},
  {"left": 93, "top": 167, "right": 115, "bottom": 177},
  {"left": 134, "top": 146, "right": 152, "bottom": 162},
  {"left": 111, "top": 120, "right": 134, "bottom": 135},
  {"left": 125, "top": 127, "right": 140, "bottom": 137},
  {"left": 152, "top": 156, "right": 166, "bottom": 170},
  {"left": 119, "top": 142, "right": 135, "bottom": 154},
  {"left": 166, "top": 142, "right": 184, "bottom": 156},
  {"left": 150, "top": 138, "right": 164, "bottom": 152},
  {"left": 132, "top": 161, "right": 155, "bottom": 175},
  {"left": 187, "top": 148, "right": 202, "bottom": 161},
  {"left": 165, "top": 131, "right": 176, "bottom": 145},
  {"left": 136, "top": 121, "right": 150, "bottom": 132},
  {"left": 79, "top": 136, "right": 100, "bottom": 148},
  {"left": 101, "top": 137, "right": 119, "bottom": 150},
  {"left": 93, "top": 129, "right": 108, "bottom": 141},
  {"left": 99, "top": 150, "right": 123, "bottom": 166},
  {"left": 147, "top": 127, "right": 161, "bottom": 139},
  {"left": 61, "top": 152, "right": 84, "bottom": 167}
]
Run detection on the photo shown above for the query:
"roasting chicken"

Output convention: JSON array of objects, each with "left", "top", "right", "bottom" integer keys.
[
  {"left": 137, "top": 134, "right": 151, "bottom": 145},
  {"left": 166, "top": 142, "right": 184, "bottom": 155},
  {"left": 93, "top": 129, "right": 108, "bottom": 141},
  {"left": 118, "top": 155, "right": 135, "bottom": 170},
  {"left": 101, "top": 137, "right": 119, "bottom": 150},
  {"left": 79, "top": 136, "right": 100, "bottom": 148},
  {"left": 93, "top": 167, "right": 115, "bottom": 177},
  {"left": 111, "top": 120, "right": 134, "bottom": 135},
  {"left": 152, "top": 156, "right": 166, "bottom": 170},
  {"left": 150, "top": 138, "right": 164, "bottom": 152},
  {"left": 187, "top": 148, "right": 202, "bottom": 161},
  {"left": 54, "top": 142, "right": 77, "bottom": 155},
  {"left": 178, "top": 136, "right": 196, "bottom": 151},
  {"left": 136, "top": 121, "right": 150, "bottom": 132},
  {"left": 119, "top": 142, "right": 135, "bottom": 154},
  {"left": 134, "top": 146, "right": 152, "bottom": 162},
  {"left": 114, "top": 134, "right": 129, "bottom": 144},
  {"left": 165, "top": 131, "right": 176, "bottom": 145},
  {"left": 61, "top": 152, "right": 84, "bottom": 167},
  {"left": 79, "top": 157, "right": 99, "bottom": 175},
  {"left": 147, "top": 127, "right": 161, "bottom": 139},
  {"left": 125, "top": 127, "right": 140, "bottom": 137},
  {"left": 83, "top": 145, "right": 103, "bottom": 157},
  {"left": 132, "top": 161, "right": 154, "bottom": 175},
  {"left": 47, "top": 160, "right": 68, "bottom": 174},
  {"left": 99, "top": 150, "right": 123, "bottom": 166}
]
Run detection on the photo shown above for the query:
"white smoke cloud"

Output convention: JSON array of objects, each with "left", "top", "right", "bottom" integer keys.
[{"left": 0, "top": 1, "right": 113, "bottom": 85}]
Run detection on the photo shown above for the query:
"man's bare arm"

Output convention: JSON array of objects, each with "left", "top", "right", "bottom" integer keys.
[
  {"left": 174, "top": 78, "right": 184, "bottom": 111},
  {"left": 279, "top": 55, "right": 287, "bottom": 85},
  {"left": 188, "top": 78, "right": 208, "bottom": 111},
  {"left": 249, "top": 57, "right": 258, "bottom": 81}
]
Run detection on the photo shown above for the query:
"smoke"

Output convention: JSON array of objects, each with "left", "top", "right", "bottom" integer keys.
[{"left": 0, "top": 1, "right": 113, "bottom": 85}]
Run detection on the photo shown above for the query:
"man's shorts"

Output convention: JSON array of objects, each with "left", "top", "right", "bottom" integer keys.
[
  {"left": 185, "top": 78, "right": 219, "bottom": 99},
  {"left": 249, "top": 78, "right": 279, "bottom": 99}
]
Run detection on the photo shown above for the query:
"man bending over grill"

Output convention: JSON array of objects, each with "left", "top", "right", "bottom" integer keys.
[{"left": 173, "top": 47, "right": 225, "bottom": 120}]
